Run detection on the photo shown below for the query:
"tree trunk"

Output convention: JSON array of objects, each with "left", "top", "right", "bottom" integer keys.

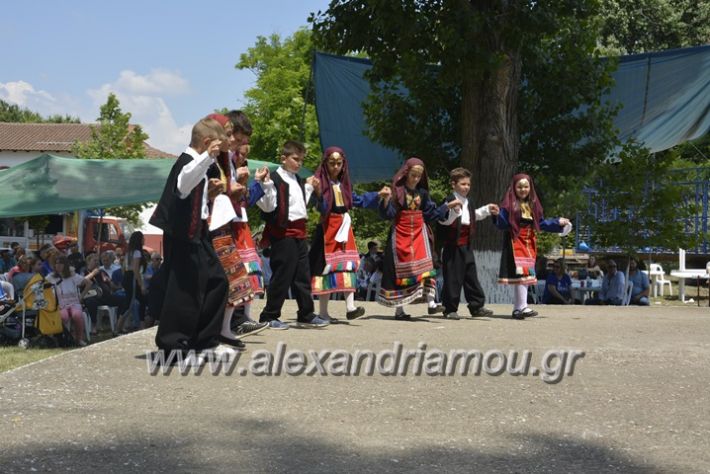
[{"left": 461, "top": 47, "right": 521, "bottom": 252}]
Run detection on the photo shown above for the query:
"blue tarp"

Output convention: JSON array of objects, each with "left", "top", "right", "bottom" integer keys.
[{"left": 314, "top": 46, "right": 710, "bottom": 183}]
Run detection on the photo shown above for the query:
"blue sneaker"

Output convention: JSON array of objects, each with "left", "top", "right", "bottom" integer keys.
[
  {"left": 296, "top": 315, "right": 330, "bottom": 328},
  {"left": 267, "top": 319, "right": 290, "bottom": 330}
]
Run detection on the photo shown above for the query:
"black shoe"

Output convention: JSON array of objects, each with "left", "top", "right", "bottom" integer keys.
[
  {"left": 511, "top": 310, "right": 525, "bottom": 320},
  {"left": 469, "top": 306, "right": 494, "bottom": 317},
  {"left": 217, "top": 335, "right": 246, "bottom": 349},
  {"left": 521, "top": 308, "right": 538, "bottom": 317},
  {"left": 394, "top": 313, "right": 412, "bottom": 321},
  {"left": 235, "top": 320, "right": 269, "bottom": 337},
  {"left": 444, "top": 312, "right": 460, "bottom": 320},
  {"left": 427, "top": 304, "right": 444, "bottom": 315},
  {"left": 346, "top": 306, "right": 366, "bottom": 320}
]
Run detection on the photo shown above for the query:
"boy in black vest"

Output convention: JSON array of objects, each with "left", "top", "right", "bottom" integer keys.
[
  {"left": 150, "top": 118, "right": 231, "bottom": 356},
  {"left": 437, "top": 167, "right": 499, "bottom": 319},
  {"left": 257, "top": 140, "right": 329, "bottom": 329}
]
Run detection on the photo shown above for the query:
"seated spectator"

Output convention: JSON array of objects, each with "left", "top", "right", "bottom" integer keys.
[
  {"left": 12, "top": 256, "right": 41, "bottom": 295},
  {"left": 585, "top": 259, "right": 625, "bottom": 306},
  {"left": 67, "top": 243, "right": 86, "bottom": 275},
  {"left": 543, "top": 258, "right": 573, "bottom": 304},
  {"left": 356, "top": 257, "right": 376, "bottom": 300},
  {"left": 585, "top": 255, "right": 603, "bottom": 278},
  {"left": 535, "top": 256, "right": 550, "bottom": 281},
  {"left": 0, "top": 250, "right": 16, "bottom": 273},
  {"left": 100, "top": 251, "right": 121, "bottom": 278},
  {"left": 627, "top": 257, "right": 650, "bottom": 306},
  {"left": 81, "top": 254, "right": 128, "bottom": 335},
  {"left": 46, "top": 255, "right": 90, "bottom": 346}
]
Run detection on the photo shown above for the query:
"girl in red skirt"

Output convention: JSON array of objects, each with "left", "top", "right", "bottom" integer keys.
[
  {"left": 377, "top": 158, "right": 461, "bottom": 320},
  {"left": 494, "top": 173, "right": 571, "bottom": 319},
  {"left": 309, "top": 146, "right": 383, "bottom": 322}
]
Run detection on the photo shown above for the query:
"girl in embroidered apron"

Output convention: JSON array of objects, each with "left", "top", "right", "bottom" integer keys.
[
  {"left": 309, "top": 147, "right": 382, "bottom": 322},
  {"left": 377, "top": 158, "right": 458, "bottom": 320},
  {"left": 494, "top": 173, "right": 571, "bottom": 319},
  {"left": 206, "top": 114, "right": 255, "bottom": 347}
]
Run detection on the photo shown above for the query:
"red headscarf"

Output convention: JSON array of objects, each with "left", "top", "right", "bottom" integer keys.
[
  {"left": 314, "top": 146, "right": 353, "bottom": 213},
  {"left": 392, "top": 157, "right": 429, "bottom": 209},
  {"left": 500, "top": 173, "right": 544, "bottom": 237},
  {"left": 206, "top": 113, "right": 230, "bottom": 128}
]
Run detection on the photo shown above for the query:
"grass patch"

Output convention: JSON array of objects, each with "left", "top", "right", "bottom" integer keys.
[{"left": 0, "top": 346, "right": 68, "bottom": 373}]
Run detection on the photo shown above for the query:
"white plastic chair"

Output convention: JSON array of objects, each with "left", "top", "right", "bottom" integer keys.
[
  {"left": 97, "top": 305, "right": 118, "bottom": 334},
  {"left": 650, "top": 263, "right": 672, "bottom": 297}
]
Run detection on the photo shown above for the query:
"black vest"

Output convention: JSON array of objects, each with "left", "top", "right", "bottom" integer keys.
[
  {"left": 261, "top": 169, "right": 308, "bottom": 228},
  {"left": 150, "top": 152, "right": 206, "bottom": 243},
  {"left": 436, "top": 194, "right": 477, "bottom": 249}
]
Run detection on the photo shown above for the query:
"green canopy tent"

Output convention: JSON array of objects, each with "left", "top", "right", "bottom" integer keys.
[{"left": 0, "top": 154, "right": 311, "bottom": 218}]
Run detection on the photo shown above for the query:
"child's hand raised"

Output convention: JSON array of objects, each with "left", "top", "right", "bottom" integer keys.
[
  {"left": 559, "top": 217, "right": 571, "bottom": 227},
  {"left": 255, "top": 166, "right": 269, "bottom": 182},
  {"left": 488, "top": 204, "right": 500, "bottom": 215},
  {"left": 207, "top": 139, "right": 222, "bottom": 158},
  {"left": 378, "top": 186, "right": 392, "bottom": 201},
  {"left": 447, "top": 199, "right": 463, "bottom": 210},
  {"left": 307, "top": 176, "right": 321, "bottom": 194},
  {"left": 236, "top": 166, "right": 250, "bottom": 181}
]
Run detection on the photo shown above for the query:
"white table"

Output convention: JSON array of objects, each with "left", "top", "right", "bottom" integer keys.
[{"left": 670, "top": 269, "right": 709, "bottom": 305}]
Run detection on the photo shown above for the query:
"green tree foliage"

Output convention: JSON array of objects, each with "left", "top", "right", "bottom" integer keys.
[
  {"left": 598, "top": 0, "right": 710, "bottom": 55},
  {"left": 235, "top": 28, "right": 321, "bottom": 170},
  {"left": 72, "top": 93, "right": 150, "bottom": 225},
  {"left": 311, "top": 1, "right": 618, "bottom": 249},
  {"left": 0, "top": 99, "right": 79, "bottom": 123}
]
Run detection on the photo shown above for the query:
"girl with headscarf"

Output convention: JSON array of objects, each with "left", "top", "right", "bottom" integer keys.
[
  {"left": 377, "top": 158, "right": 461, "bottom": 320},
  {"left": 309, "top": 146, "right": 384, "bottom": 322},
  {"left": 494, "top": 173, "right": 571, "bottom": 319},
  {"left": 204, "top": 113, "right": 267, "bottom": 348}
]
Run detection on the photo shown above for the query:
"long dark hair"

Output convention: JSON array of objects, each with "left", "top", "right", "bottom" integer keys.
[{"left": 128, "top": 231, "right": 144, "bottom": 253}]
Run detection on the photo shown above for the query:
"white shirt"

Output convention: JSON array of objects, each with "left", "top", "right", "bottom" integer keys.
[
  {"left": 257, "top": 167, "right": 313, "bottom": 221},
  {"left": 177, "top": 146, "right": 214, "bottom": 219},
  {"left": 46, "top": 273, "right": 85, "bottom": 308},
  {"left": 438, "top": 192, "right": 491, "bottom": 226}
]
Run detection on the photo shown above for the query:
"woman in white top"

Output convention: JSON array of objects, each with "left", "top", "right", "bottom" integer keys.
[{"left": 46, "top": 255, "right": 90, "bottom": 346}]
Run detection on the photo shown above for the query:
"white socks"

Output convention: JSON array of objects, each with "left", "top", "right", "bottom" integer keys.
[
  {"left": 395, "top": 306, "right": 405, "bottom": 316},
  {"left": 345, "top": 292, "right": 356, "bottom": 312},
  {"left": 243, "top": 302, "right": 252, "bottom": 320},
  {"left": 426, "top": 293, "right": 437, "bottom": 308},
  {"left": 514, "top": 284, "right": 528, "bottom": 311}
]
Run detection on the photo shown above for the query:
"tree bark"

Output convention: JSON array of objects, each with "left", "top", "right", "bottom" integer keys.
[{"left": 461, "top": 45, "right": 521, "bottom": 251}]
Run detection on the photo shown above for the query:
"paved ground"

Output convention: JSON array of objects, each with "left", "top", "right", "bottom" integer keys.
[{"left": 1, "top": 301, "right": 709, "bottom": 473}]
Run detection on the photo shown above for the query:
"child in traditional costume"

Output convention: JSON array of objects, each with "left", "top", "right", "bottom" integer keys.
[
  {"left": 494, "top": 173, "right": 571, "bottom": 319},
  {"left": 150, "top": 118, "right": 230, "bottom": 356},
  {"left": 437, "top": 167, "right": 499, "bottom": 319},
  {"left": 257, "top": 141, "right": 329, "bottom": 329},
  {"left": 309, "top": 146, "right": 383, "bottom": 322},
  {"left": 377, "top": 158, "right": 459, "bottom": 320}
]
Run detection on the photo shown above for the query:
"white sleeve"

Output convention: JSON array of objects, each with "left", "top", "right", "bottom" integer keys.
[
  {"left": 474, "top": 205, "right": 491, "bottom": 221},
  {"left": 256, "top": 181, "right": 277, "bottom": 213},
  {"left": 176, "top": 151, "right": 213, "bottom": 199},
  {"left": 438, "top": 206, "right": 461, "bottom": 225},
  {"left": 305, "top": 183, "right": 314, "bottom": 204}
]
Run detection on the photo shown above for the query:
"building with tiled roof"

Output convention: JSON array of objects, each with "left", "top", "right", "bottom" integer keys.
[{"left": 0, "top": 122, "right": 175, "bottom": 168}]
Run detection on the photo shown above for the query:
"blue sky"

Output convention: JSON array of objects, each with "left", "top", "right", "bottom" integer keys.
[{"left": 1, "top": 0, "right": 331, "bottom": 154}]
